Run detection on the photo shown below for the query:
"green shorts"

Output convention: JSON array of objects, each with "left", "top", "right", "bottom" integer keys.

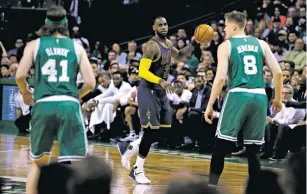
[
  {"left": 216, "top": 88, "right": 267, "bottom": 145},
  {"left": 30, "top": 96, "right": 87, "bottom": 162}
]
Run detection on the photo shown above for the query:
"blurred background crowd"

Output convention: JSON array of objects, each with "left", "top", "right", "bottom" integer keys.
[{"left": 0, "top": 0, "right": 306, "bottom": 193}]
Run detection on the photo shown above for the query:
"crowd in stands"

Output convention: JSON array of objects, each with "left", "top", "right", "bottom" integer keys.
[
  {"left": 0, "top": 0, "right": 306, "bottom": 162},
  {"left": 0, "top": 0, "right": 306, "bottom": 194}
]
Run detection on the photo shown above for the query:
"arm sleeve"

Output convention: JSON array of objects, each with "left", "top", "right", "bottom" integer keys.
[{"left": 139, "top": 58, "right": 162, "bottom": 84}]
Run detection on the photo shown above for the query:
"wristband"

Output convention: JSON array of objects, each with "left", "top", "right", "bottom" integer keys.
[{"left": 191, "top": 40, "right": 198, "bottom": 47}]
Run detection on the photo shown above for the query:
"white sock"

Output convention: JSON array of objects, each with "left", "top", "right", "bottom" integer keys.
[{"left": 135, "top": 156, "right": 145, "bottom": 171}]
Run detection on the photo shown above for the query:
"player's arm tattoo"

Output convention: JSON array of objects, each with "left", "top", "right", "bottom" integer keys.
[
  {"left": 138, "top": 42, "right": 163, "bottom": 84},
  {"left": 170, "top": 40, "right": 197, "bottom": 61}
]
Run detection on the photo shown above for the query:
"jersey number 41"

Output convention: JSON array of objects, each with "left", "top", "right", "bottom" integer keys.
[{"left": 41, "top": 59, "right": 70, "bottom": 82}]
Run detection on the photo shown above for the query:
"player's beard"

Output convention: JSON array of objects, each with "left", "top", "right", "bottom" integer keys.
[{"left": 157, "top": 31, "right": 167, "bottom": 39}]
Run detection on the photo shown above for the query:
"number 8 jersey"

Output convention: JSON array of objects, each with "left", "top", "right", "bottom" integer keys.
[
  {"left": 226, "top": 36, "right": 265, "bottom": 90},
  {"left": 34, "top": 37, "right": 80, "bottom": 101}
]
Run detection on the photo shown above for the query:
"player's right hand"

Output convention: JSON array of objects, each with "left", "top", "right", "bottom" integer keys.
[
  {"left": 204, "top": 105, "right": 214, "bottom": 124},
  {"left": 160, "top": 80, "right": 174, "bottom": 94},
  {"left": 271, "top": 99, "right": 283, "bottom": 114},
  {"left": 22, "top": 88, "right": 34, "bottom": 107}
]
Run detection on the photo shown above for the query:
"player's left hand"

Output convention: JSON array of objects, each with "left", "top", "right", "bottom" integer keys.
[
  {"left": 204, "top": 105, "right": 214, "bottom": 124},
  {"left": 22, "top": 88, "right": 34, "bottom": 106}
]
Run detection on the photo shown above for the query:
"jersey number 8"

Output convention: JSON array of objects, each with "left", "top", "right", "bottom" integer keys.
[
  {"left": 41, "top": 59, "right": 70, "bottom": 82},
  {"left": 243, "top": 55, "right": 257, "bottom": 75}
]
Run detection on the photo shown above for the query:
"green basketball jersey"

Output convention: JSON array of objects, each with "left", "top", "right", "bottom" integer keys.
[
  {"left": 227, "top": 36, "right": 265, "bottom": 89},
  {"left": 34, "top": 37, "right": 79, "bottom": 101}
]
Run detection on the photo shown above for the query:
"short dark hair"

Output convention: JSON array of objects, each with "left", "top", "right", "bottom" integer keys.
[
  {"left": 224, "top": 10, "right": 247, "bottom": 29},
  {"left": 174, "top": 80, "right": 183, "bottom": 86},
  {"left": 112, "top": 71, "right": 122, "bottom": 77},
  {"left": 154, "top": 16, "right": 166, "bottom": 24},
  {"left": 195, "top": 75, "right": 204, "bottom": 81},
  {"left": 177, "top": 73, "right": 188, "bottom": 80},
  {"left": 98, "top": 72, "right": 111, "bottom": 80}
]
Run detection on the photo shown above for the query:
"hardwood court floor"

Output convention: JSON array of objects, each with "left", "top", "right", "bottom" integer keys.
[{"left": 0, "top": 134, "right": 283, "bottom": 194}]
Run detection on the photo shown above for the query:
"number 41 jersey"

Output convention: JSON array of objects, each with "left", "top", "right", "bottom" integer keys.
[
  {"left": 34, "top": 37, "right": 79, "bottom": 101},
  {"left": 227, "top": 36, "right": 265, "bottom": 90}
]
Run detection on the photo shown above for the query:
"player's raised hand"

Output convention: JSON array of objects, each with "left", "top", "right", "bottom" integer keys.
[
  {"left": 271, "top": 99, "right": 283, "bottom": 114},
  {"left": 22, "top": 88, "right": 34, "bottom": 107},
  {"left": 159, "top": 80, "right": 174, "bottom": 94},
  {"left": 204, "top": 105, "right": 214, "bottom": 124}
]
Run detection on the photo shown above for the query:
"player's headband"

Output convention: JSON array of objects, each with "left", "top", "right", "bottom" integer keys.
[{"left": 45, "top": 17, "right": 67, "bottom": 26}]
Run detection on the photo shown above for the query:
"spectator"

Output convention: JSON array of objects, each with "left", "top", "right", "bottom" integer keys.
[
  {"left": 183, "top": 76, "right": 213, "bottom": 151},
  {"left": 15, "top": 89, "right": 32, "bottom": 133},
  {"left": 261, "top": 85, "right": 305, "bottom": 159},
  {"left": 112, "top": 43, "right": 127, "bottom": 65},
  {"left": 176, "top": 73, "right": 189, "bottom": 89},
  {"left": 169, "top": 35, "right": 177, "bottom": 47},
  {"left": 102, "top": 50, "right": 118, "bottom": 71},
  {"left": 167, "top": 80, "right": 192, "bottom": 147},
  {"left": 120, "top": 85, "right": 139, "bottom": 142},
  {"left": 288, "top": 31, "right": 298, "bottom": 51},
  {"left": 282, "top": 69, "right": 291, "bottom": 84},
  {"left": 108, "top": 61, "right": 120, "bottom": 76},
  {"left": 273, "top": 40, "right": 288, "bottom": 62},
  {"left": 206, "top": 68, "right": 215, "bottom": 84},
  {"left": 283, "top": 38, "right": 306, "bottom": 70},
  {"left": 88, "top": 71, "right": 131, "bottom": 134},
  {"left": 267, "top": 17, "right": 282, "bottom": 43},
  {"left": 127, "top": 41, "right": 142, "bottom": 59},
  {"left": 9, "top": 63, "right": 18, "bottom": 79},
  {"left": 0, "top": 64, "right": 10, "bottom": 78},
  {"left": 72, "top": 26, "right": 90, "bottom": 54},
  {"left": 7, "top": 39, "right": 24, "bottom": 58}
]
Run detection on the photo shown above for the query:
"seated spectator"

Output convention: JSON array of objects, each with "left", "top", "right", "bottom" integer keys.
[
  {"left": 87, "top": 71, "right": 131, "bottom": 137},
  {"left": 283, "top": 38, "right": 306, "bottom": 70},
  {"left": 102, "top": 50, "right": 117, "bottom": 71},
  {"left": 112, "top": 43, "right": 127, "bottom": 65},
  {"left": 260, "top": 85, "right": 305, "bottom": 159},
  {"left": 288, "top": 31, "right": 298, "bottom": 51},
  {"left": 284, "top": 99, "right": 306, "bottom": 155},
  {"left": 7, "top": 39, "right": 24, "bottom": 58},
  {"left": 108, "top": 61, "right": 120, "bottom": 76},
  {"left": 183, "top": 76, "right": 213, "bottom": 151},
  {"left": 126, "top": 40, "right": 142, "bottom": 59},
  {"left": 176, "top": 73, "right": 189, "bottom": 89},
  {"left": 273, "top": 40, "right": 289, "bottom": 62},
  {"left": 9, "top": 63, "right": 18, "bottom": 79},
  {"left": 167, "top": 80, "right": 192, "bottom": 147},
  {"left": 15, "top": 89, "right": 32, "bottom": 133},
  {"left": 206, "top": 68, "right": 215, "bottom": 84},
  {"left": 120, "top": 85, "right": 140, "bottom": 142},
  {"left": 127, "top": 67, "right": 140, "bottom": 87},
  {"left": 282, "top": 69, "right": 291, "bottom": 84}
]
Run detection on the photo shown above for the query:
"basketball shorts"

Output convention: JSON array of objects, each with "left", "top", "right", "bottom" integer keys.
[
  {"left": 137, "top": 86, "right": 172, "bottom": 129},
  {"left": 30, "top": 96, "right": 87, "bottom": 162},
  {"left": 216, "top": 88, "right": 267, "bottom": 145}
]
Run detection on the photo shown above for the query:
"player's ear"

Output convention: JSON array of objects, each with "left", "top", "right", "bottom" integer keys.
[{"left": 152, "top": 25, "right": 156, "bottom": 31}]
